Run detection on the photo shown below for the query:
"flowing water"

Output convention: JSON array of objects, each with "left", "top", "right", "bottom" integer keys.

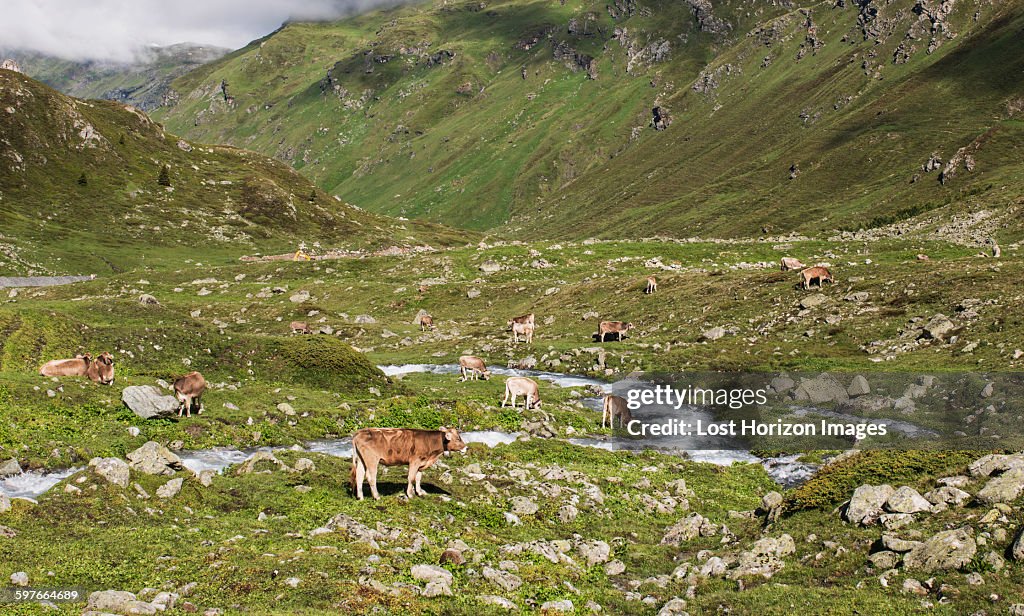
[{"left": 3, "top": 365, "right": 925, "bottom": 498}]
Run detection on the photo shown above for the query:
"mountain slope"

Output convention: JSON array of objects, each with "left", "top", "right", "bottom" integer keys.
[
  {"left": 4, "top": 44, "right": 230, "bottom": 111},
  {"left": 0, "top": 69, "right": 470, "bottom": 276},
  {"left": 154, "top": 0, "right": 1024, "bottom": 238}
]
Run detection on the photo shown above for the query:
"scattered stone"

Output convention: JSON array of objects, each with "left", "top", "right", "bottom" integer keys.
[
  {"left": 11, "top": 572, "right": 28, "bottom": 586},
  {"left": 1011, "top": 526, "right": 1024, "bottom": 561},
  {"left": 89, "top": 457, "right": 130, "bottom": 487},
  {"left": 976, "top": 468, "right": 1024, "bottom": 504},
  {"left": 127, "top": 442, "right": 183, "bottom": 476},
  {"left": 920, "top": 314, "right": 956, "bottom": 340},
  {"left": 658, "top": 597, "right": 689, "bottom": 616},
  {"left": 236, "top": 451, "right": 290, "bottom": 475},
  {"left": 847, "top": 375, "right": 871, "bottom": 397},
  {"left": 479, "top": 260, "right": 502, "bottom": 273},
  {"left": 293, "top": 458, "right": 315, "bottom": 472},
  {"left": 411, "top": 564, "right": 453, "bottom": 588},
  {"left": 729, "top": 534, "right": 795, "bottom": 579},
  {"left": 868, "top": 550, "right": 901, "bottom": 569},
  {"left": 702, "top": 326, "right": 727, "bottom": 341},
  {"left": 540, "top": 599, "right": 574, "bottom": 612},
  {"left": 923, "top": 486, "right": 971, "bottom": 507},
  {"left": 509, "top": 496, "right": 538, "bottom": 516},
  {"left": 792, "top": 373, "right": 849, "bottom": 404},
  {"left": 483, "top": 566, "right": 522, "bottom": 592},
  {"left": 139, "top": 294, "right": 160, "bottom": 305},
  {"left": 156, "top": 478, "right": 184, "bottom": 499},
  {"left": 289, "top": 291, "right": 310, "bottom": 303},
  {"left": 478, "top": 595, "right": 517, "bottom": 609},
  {"left": 86, "top": 590, "right": 156, "bottom": 615}
]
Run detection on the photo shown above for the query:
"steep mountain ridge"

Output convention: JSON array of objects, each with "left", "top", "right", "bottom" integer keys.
[
  {"left": 4, "top": 44, "right": 231, "bottom": 111},
  {"left": 153, "top": 0, "right": 1024, "bottom": 238},
  {"left": 0, "top": 69, "right": 469, "bottom": 276}
]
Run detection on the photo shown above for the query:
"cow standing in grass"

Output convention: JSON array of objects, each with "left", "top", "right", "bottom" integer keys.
[
  {"left": 174, "top": 371, "right": 207, "bottom": 417},
  {"left": 502, "top": 377, "right": 542, "bottom": 409},
  {"left": 350, "top": 427, "right": 467, "bottom": 500},
  {"left": 598, "top": 321, "right": 633, "bottom": 342},
  {"left": 644, "top": 276, "right": 657, "bottom": 294},
  {"left": 602, "top": 394, "right": 633, "bottom": 428},
  {"left": 800, "top": 266, "right": 834, "bottom": 290}
]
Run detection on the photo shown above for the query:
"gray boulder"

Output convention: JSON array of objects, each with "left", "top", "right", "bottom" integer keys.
[
  {"left": 920, "top": 314, "right": 956, "bottom": 340},
  {"left": 483, "top": 566, "right": 522, "bottom": 592},
  {"left": 575, "top": 540, "right": 611, "bottom": 566},
  {"left": 969, "top": 454, "right": 1024, "bottom": 477},
  {"left": 479, "top": 260, "right": 502, "bottom": 273},
  {"left": 89, "top": 457, "right": 130, "bottom": 487},
  {"left": 902, "top": 528, "right": 976, "bottom": 573},
  {"left": 540, "top": 600, "right": 574, "bottom": 612},
  {"left": 868, "top": 550, "right": 900, "bottom": 569},
  {"left": 885, "top": 486, "right": 931, "bottom": 514},
  {"left": 86, "top": 590, "right": 157, "bottom": 615},
  {"left": 509, "top": 496, "right": 538, "bottom": 515},
  {"left": 411, "top": 564, "right": 453, "bottom": 589},
  {"left": 923, "top": 486, "right": 971, "bottom": 507},
  {"left": 122, "top": 386, "right": 179, "bottom": 419},
  {"left": 127, "top": 441, "right": 183, "bottom": 476},
  {"left": 0, "top": 458, "right": 22, "bottom": 477},
  {"left": 662, "top": 513, "right": 714, "bottom": 545},
  {"left": 792, "top": 373, "right": 849, "bottom": 404},
  {"left": 156, "top": 478, "right": 184, "bottom": 499},
  {"left": 845, "top": 484, "right": 895, "bottom": 525},
  {"left": 658, "top": 598, "right": 690, "bottom": 616},
  {"left": 976, "top": 468, "right": 1024, "bottom": 504},
  {"left": 847, "top": 375, "right": 871, "bottom": 397}
]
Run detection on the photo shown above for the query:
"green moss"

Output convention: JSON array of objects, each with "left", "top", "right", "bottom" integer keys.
[{"left": 270, "top": 335, "right": 392, "bottom": 393}]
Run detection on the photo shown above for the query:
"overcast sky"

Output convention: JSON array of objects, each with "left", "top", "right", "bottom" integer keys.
[{"left": 1, "top": 0, "right": 395, "bottom": 63}]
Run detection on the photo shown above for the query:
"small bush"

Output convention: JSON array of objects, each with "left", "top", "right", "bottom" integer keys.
[{"left": 785, "top": 449, "right": 980, "bottom": 512}]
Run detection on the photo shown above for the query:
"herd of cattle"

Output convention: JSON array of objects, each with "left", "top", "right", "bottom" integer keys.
[{"left": 36, "top": 259, "right": 830, "bottom": 500}]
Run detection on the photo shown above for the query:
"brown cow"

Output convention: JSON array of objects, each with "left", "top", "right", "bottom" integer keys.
[
  {"left": 87, "top": 352, "right": 116, "bottom": 385},
  {"left": 511, "top": 321, "right": 534, "bottom": 344},
  {"left": 420, "top": 315, "right": 434, "bottom": 331},
  {"left": 602, "top": 394, "right": 633, "bottom": 428},
  {"left": 598, "top": 321, "right": 633, "bottom": 342},
  {"left": 509, "top": 311, "right": 540, "bottom": 325},
  {"left": 644, "top": 276, "right": 657, "bottom": 294},
  {"left": 173, "top": 371, "right": 207, "bottom": 417},
  {"left": 780, "top": 257, "right": 806, "bottom": 272},
  {"left": 502, "top": 377, "right": 542, "bottom": 409},
  {"left": 800, "top": 266, "right": 834, "bottom": 290},
  {"left": 41, "top": 352, "right": 114, "bottom": 384},
  {"left": 458, "top": 355, "right": 491, "bottom": 381},
  {"left": 290, "top": 321, "right": 312, "bottom": 334},
  {"left": 349, "top": 427, "right": 467, "bottom": 500},
  {"left": 40, "top": 354, "right": 92, "bottom": 378}
]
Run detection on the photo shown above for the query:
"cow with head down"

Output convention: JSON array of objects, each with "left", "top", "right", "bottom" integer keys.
[
  {"left": 40, "top": 352, "right": 115, "bottom": 385},
  {"left": 598, "top": 321, "right": 633, "bottom": 342},
  {"left": 350, "top": 427, "right": 467, "bottom": 500},
  {"left": 502, "top": 376, "right": 542, "bottom": 409},
  {"left": 173, "top": 371, "right": 207, "bottom": 417}
]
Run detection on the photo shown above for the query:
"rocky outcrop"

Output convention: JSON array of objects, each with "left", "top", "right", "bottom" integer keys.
[
  {"left": 552, "top": 41, "right": 597, "bottom": 79},
  {"left": 687, "top": 0, "right": 731, "bottom": 34},
  {"left": 729, "top": 534, "right": 795, "bottom": 579},
  {"left": 89, "top": 457, "right": 130, "bottom": 487},
  {"left": 845, "top": 484, "right": 895, "bottom": 525},
  {"left": 1, "top": 59, "right": 22, "bottom": 73}
]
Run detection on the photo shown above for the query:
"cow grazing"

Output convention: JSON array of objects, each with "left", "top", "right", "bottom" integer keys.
[
  {"left": 511, "top": 321, "right": 534, "bottom": 344},
  {"left": 458, "top": 355, "right": 491, "bottom": 381},
  {"left": 602, "top": 394, "right": 633, "bottom": 428},
  {"left": 349, "top": 427, "right": 467, "bottom": 500},
  {"left": 173, "top": 371, "right": 207, "bottom": 417},
  {"left": 800, "top": 266, "right": 834, "bottom": 290},
  {"left": 290, "top": 321, "right": 312, "bottom": 334},
  {"left": 780, "top": 257, "right": 806, "bottom": 272},
  {"left": 502, "top": 377, "right": 542, "bottom": 409},
  {"left": 644, "top": 276, "right": 657, "bottom": 294},
  {"left": 420, "top": 315, "right": 434, "bottom": 331},
  {"left": 598, "top": 321, "right": 634, "bottom": 342}
]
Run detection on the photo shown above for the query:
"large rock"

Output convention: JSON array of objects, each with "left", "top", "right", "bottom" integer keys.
[
  {"left": 156, "top": 478, "right": 184, "bottom": 499},
  {"left": 920, "top": 314, "right": 956, "bottom": 340},
  {"left": 127, "top": 441, "right": 183, "bottom": 476},
  {"left": 792, "top": 373, "right": 849, "bottom": 404},
  {"left": 969, "top": 454, "right": 1024, "bottom": 477},
  {"left": 903, "top": 528, "right": 976, "bottom": 573},
  {"left": 923, "top": 486, "right": 971, "bottom": 507},
  {"left": 89, "top": 457, "right": 130, "bottom": 487},
  {"left": 0, "top": 458, "right": 22, "bottom": 477},
  {"left": 976, "top": 468, "right": 1024, "bottom": 504},
  {"left": 87, "top": 590, "right": 157, "bottom": 615},
  {"left": 122, "top": 386, "right": 179, "bottom": 419},
  {"left": 236, "top": 451, "right": 290, "bottom": 474},
  {"left": 885, "top": 486, "right": 931, "bottom": 514},
  {"left": 483, "top": 566, "right": 522, "bottom": 592},
  {"left": 540, "top": 600, "right": 574, "bottom": 612},
  {"left": 575, "top": 540, "right": 611, "bottom": 567},
  {"left": 479, "top": 260, "right": 502, "bottom": 273},
  {"left": 847, "top": 375, "right": 871, "bottom": 397},
  {"left": 411, "top": 564, "right": 453, "bottom": 587},
  {"left": 658, "top": 597, "right": 690, "bottom": 616},
  {"left": 844, "top": 484, "right": 895, "bottom": 525}
]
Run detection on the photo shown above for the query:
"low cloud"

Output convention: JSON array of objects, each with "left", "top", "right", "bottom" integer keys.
[{"left": 1, "top": 0, "right": 398, "bottom": 63}]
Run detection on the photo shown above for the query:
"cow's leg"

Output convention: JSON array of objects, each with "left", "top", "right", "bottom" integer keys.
[
  {"left": 366, "top": 459, "right": 381, "bottom": 500},
  {"left": 601, "top": 332, "right": 606, "bottom": 342},
  {"left": 354, "top": 456, "right": 366, "bottom": 500},
  {"left": 501, "top": 388, "right": 509, "bottom": 407},
  {"left": 602, "top": 404, "right": 609, "bottom": 428},
  {"left": 406, "top": 463, "right": 419, "bottom": 498},
  {"left": 415, "top": 470, "right": 426, "bottom": 496}
]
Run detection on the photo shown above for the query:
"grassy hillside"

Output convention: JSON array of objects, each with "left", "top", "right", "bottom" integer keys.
[
  {"left": 0, "top": 69, "right": 471, "bottom": 276},
  {"left": 4, "top": 44, "right": 230, "bottom": 111},
  {"left": 154, "top": 0, "right": 1024, "bottom": 237}
]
